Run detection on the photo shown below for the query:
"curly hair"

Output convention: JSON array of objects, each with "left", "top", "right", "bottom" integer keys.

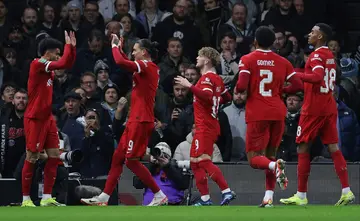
[{"left": 198, "top": 47, "right": 221, "bottom": 67}]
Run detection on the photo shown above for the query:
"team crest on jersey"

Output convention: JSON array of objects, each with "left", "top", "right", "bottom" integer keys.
[
  {"left": 314, "top": 54, "right": 319, "bottom": 58},
  {"left": 239, "top": 60, "right": 244, "bottom": 67},
  {"left": 216, "top": 87, "right": 221, "bottom": 92}
]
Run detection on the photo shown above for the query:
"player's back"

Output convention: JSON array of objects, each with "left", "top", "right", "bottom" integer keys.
[
  {"left": 193, "top": 72, "right": 224, "bottom": 135},
  {"left": 302, "top": 46, "right": 337, "bottom": 116},
  {"left": 25, "top": 58, "right": 54, "bottom": 120},
  {"left": 240, "top": 50, "right": 292, "bottom": 122},
  {"left": 129, "top": 60, "right": 159, "bottom": 123}
]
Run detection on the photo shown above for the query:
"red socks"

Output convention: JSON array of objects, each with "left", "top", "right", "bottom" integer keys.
[
  {"left": 198, "top": 160, "right": 229, "bottom": 191},
  {"left": 191, "top": 162, "right": 209, "bottom": 195},
  {"left": 43, "top": 157, "right": 59, "bottom": 194},
  {"left": 22, "top": 160, "right": 35, "bottom": 196},
  {"left": 126, "top": 160, "right": 160, "bottom": 193},
  {"left": 331, "top": 150, "right": 350, "bottom": 188},
  {"left": 297, "top": 153, "right": 310, "bottom": 192},
  {"left": 104, "top": 148, "right": 125, "bottom": 195},
  {"left": 265, "top": 157, "right": 276, "bottom": 191},
  {"left": 249, "top": 156, "right": 272, "bottom": 170}
]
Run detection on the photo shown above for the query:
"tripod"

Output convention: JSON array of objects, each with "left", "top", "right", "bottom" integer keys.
[{"left": 182, "top": 168, "right": 195, "bottom": 206}]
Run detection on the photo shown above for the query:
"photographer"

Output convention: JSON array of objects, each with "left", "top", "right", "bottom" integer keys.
[
  {"left": 133, "top": 142, "right": 190, "bottom": 205},
  {"left": 79, "top": 109, "right": 114, "bottom": 178}
]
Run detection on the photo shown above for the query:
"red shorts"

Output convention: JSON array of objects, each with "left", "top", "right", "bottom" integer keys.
[
  {"left": 190, "top": 132, "right": 217, "bottom": 158},
  {"left": 296, "top": 114, "right": 338, "bottom": 144},
  {"left": 246, "top": 120, "right": 285, "bottom": 153},
  {"left": 118, "top": 122, "right": 154, "bottom": 158},
  {"left": 24, "top": 116, "right": 59, "bottom": 152}
]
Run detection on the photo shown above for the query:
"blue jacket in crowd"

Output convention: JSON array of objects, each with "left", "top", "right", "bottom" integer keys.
[{"left": 337, "top": 101, "right": 360, "bottom": 162}]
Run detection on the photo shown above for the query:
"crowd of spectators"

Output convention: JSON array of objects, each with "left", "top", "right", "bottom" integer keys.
[{"left": 0, "top": 0, "right": 359, "bottom": 182}]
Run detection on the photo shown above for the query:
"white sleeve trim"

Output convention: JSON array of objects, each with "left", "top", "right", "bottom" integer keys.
[
  {"left": 286, "top": 72, "right": 297, "bottom": 80},
  {"left": 312, "top": 65, "right": 324, "bottom": 71},
  {"left": 134, "top": 61, "right": 141, "bottom": 73},
  {"left": 240, "top": 70, "right": 250, "bottom": 74},
  {"left": 45, "top": 61, "right": 52, "bottom": 73},
  {"left": 221, "top": 88, "right": 228, "bottom": 95},
  {"left": 203, "top": 88, "right": 213, "bottom": 92}
]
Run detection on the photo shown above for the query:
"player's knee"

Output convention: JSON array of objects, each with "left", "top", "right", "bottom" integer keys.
[
  {"left": 297, "top": 143, "right": 309, "bottom": 153},
  {"left": 195, "top": 174, "right": 208, "bottom": 185},
  {"left": 26, "top": 151, "right": 39, "bottom": 164},
  {"left": 327, "top": 143, "right": 339, "bottom": 153},
  {"left": 45, "top": 148, "right": 60, "bottom": 158}
]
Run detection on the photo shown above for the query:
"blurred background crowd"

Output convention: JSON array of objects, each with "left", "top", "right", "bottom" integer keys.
[{"left": 0, "top": 0, "right": 359, "bottom": 183}]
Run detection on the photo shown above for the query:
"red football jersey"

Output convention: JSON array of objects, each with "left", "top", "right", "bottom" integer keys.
[
  {"left": 25, "top": 58, "right": 55, "bottom": 120},
  {"left": 301, "top": 46, "right": 337, "bottom": 116},
  {"left": 239, "top": 49, "right": 296, "bottom": 122},
  {"left": 193, "top": 72, "right": 226, "bottom": 135},
  {"left": 128, "top": 60, "right": 159, "bottom": 123}
]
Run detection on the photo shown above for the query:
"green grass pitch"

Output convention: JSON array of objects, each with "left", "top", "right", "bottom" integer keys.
[{"left": 1, "top": 206, "right": 360, "bottom": 221}]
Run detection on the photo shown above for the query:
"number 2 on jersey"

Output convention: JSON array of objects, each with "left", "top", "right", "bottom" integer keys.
[
  {"left": 259, "top": 70, "right": 273, "bottom": 97},
  {"left": 320, "top": 68, "right": 336, "bottom": 93},
  {"left": 211, "top": 96, "right": 220, "bottom": 118}
]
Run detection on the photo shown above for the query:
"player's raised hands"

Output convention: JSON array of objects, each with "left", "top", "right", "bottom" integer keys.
[
  {"left": 70, "top": 31, "right": 76, "bottom": 47},
  {"left": 65, "top": 31, "right": 71, "bottom": 44},
  {"left": 174, "top": 76, "right": 192, "bottom": 88}
]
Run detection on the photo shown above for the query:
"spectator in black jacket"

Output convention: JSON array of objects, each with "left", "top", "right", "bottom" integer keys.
[
  {"left": 0, "top": 89, "right": 27, "bottom": 178},
  {"left": 79, "top": 108, "right": 114, "bottom": 178}
]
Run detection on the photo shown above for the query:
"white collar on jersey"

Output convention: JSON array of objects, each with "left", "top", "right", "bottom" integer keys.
[
  {"left": 315, "top": 46, "right": 329, "bottom": 51},
  {"left": 256, "top": 49, "right": 272, "bottom": 53}
]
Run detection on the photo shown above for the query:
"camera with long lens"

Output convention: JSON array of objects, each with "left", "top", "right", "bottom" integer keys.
[
  {"left": 151, "top": 142, "right": 172, "bottom": 159},
  {"left": 60, "top": 149, "right": 83, "bottom": 167}
]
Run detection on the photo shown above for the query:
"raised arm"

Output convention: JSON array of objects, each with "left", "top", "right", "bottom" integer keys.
[
  {"left": 46, "top": 31, "right": 76, "bottom": 72},
  {"left": 174, "top": 76, "right": 213, "bottom": 104},
  {"left": 111, "top": 34, "right": 139, "bottom": 72}
]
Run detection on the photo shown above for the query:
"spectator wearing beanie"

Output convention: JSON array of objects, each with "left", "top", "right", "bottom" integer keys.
[
  {"left": 94, "top": 59, "right": 113, "bottom": 93},
  {"left": 98, "top": 84, "right": 121, "bottom": 132}
]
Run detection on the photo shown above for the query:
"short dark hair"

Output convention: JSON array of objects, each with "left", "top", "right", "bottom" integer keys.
[
  {"left": 315, "top": 23, "right": 333, "bottom": 43},
  {"left": 232, "top": 2, "right": 248, "bottom": 16},
  {"left": 15, "top": 88, "right": 27, "bottom": 95},
  {"left": 136, "top": 39, "right": 159, "bottom": 60},
  {"left": 88, "top": 29, "right": 104, "bottom": 42},
  {"left": 167, "top": 37, "right": 182, "bottom": 46},
  {"left": 81, "top": 72, "right": 96, "bottom": 82},
  {"left": 1, "top": 82, "right": 17, "bottom": 95},
  {"left": 185, "top": 64, "right": 199, "bottom": 73},
  {"left": 38, "top": 38, "right": 63, "bottom": 56},
  {"left": 220, "top": 32, "right": 236, "bottom": 42},
  {"left": 85, "top": 1, "right": 99, "bottom": 11},
  {"left": 255, "top": 26, "right": 276, "bottom": 49}
]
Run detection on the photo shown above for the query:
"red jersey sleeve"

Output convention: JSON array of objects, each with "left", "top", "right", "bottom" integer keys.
[
  {"left": 190, "top": 75, "right": 214, "bottom": 103},
  {"left": 298, "top": 53, "right": 324, "bottom": 83},
  {"left": 112, "top": 46, "right": 138, "bottom": 72},
  {"left": 40, "top": 44, "right": 74, "bottom": 72},
  {"left": 236, "top": 56, "right": 250, "bottom": 92}
]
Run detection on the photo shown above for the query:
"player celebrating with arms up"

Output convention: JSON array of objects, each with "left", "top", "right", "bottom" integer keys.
[
  {"left": 22, "top": 31, "right": 76, "bottom": 207},
  {"left": 236, "top": 26, "right": 303, "bottom": 207},
  {"left": 280, "top": 24, "right": 355, "bottom": 206},
  {"left": 175, "top": 47, "right": 236, "bottom": 206},
  {"left": 81, "top": 35, "right": 168, "bottom": 206}
]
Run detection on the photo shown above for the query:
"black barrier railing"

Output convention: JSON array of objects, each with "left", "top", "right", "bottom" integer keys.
[{"left": 0, "top": 163, "right": 359, "bottom": 206}]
